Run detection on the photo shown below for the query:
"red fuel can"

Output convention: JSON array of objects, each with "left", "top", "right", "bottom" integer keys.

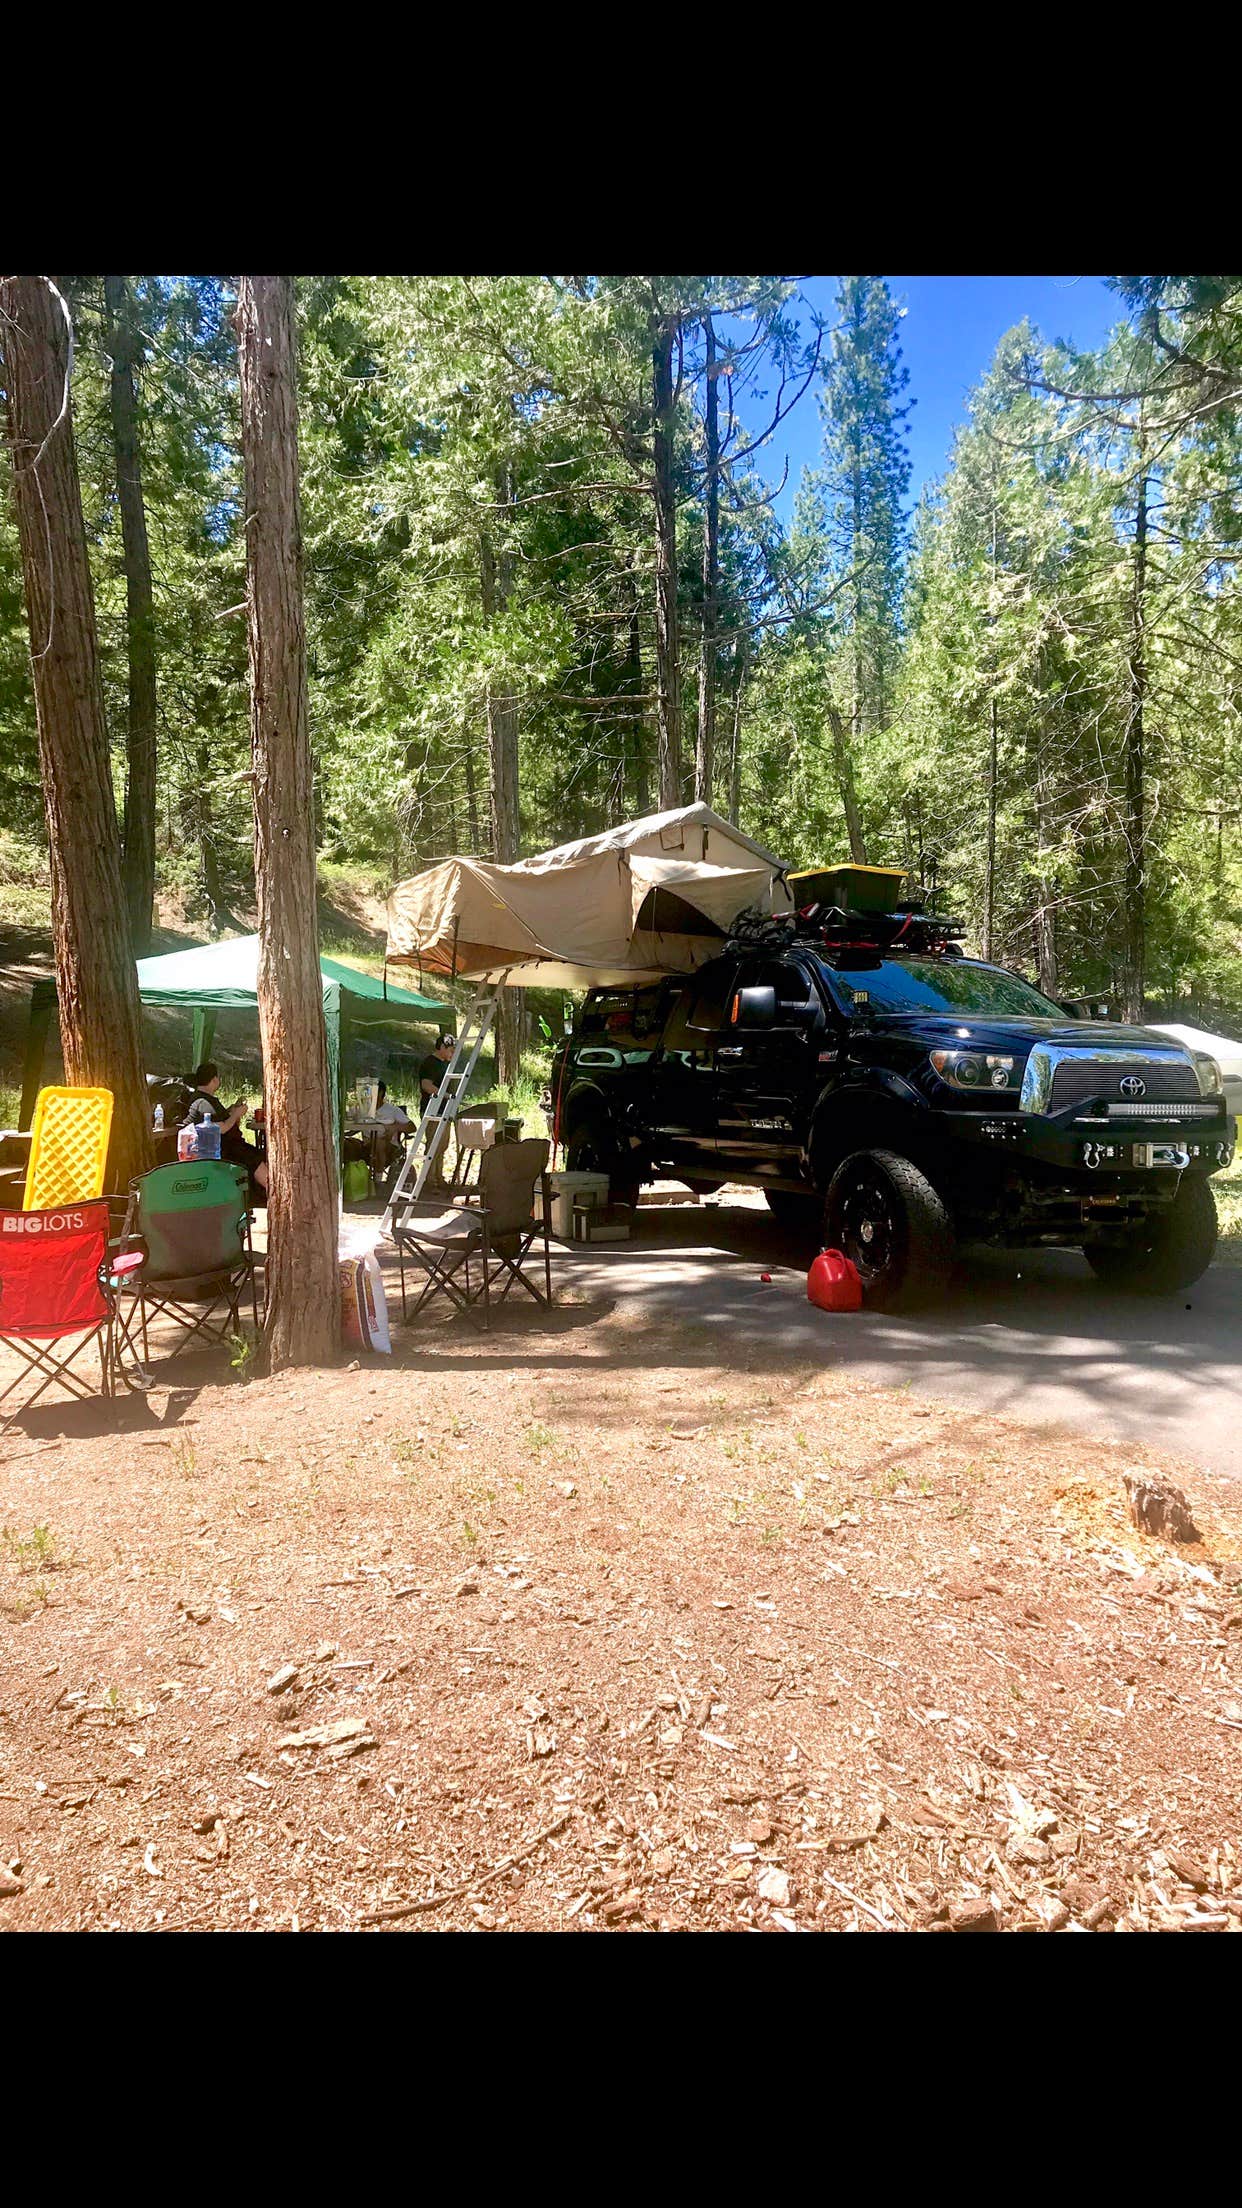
[{"left": 807, "top": 1247, "right": 862, "bottom": 1312}]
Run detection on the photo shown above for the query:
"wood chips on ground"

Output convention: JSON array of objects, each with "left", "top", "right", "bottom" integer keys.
[{"left": 2, "top": 1294, "right": 1240, "bottom": 1933}]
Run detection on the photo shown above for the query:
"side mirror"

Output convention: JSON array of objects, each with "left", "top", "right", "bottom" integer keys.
[{"left": 730, "top": 985, "right": 776, "bottom": 1030}]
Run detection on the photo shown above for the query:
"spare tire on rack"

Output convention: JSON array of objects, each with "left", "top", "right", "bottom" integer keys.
[{"left": 824, "top": 1148, "right": 955, "bottom": 1312}]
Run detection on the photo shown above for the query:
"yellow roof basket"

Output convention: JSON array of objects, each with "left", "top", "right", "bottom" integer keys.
[
  {"left": 787, "top": 864, "right": 907, "bottom": 915},
  {"left": 23, "top": 1086, "right": 114, "bottom": 1211}
]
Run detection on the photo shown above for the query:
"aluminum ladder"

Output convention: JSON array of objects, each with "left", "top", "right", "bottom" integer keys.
[{"left": 382, "top": 974, "right": 510, "bottom": 1235}]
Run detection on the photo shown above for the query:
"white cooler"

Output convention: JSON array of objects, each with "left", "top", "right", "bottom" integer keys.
[{"left": 544, "top": 1169, "right": 609, "bottom": 1241}]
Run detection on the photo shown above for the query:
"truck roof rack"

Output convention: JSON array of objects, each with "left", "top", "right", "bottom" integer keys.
[{"left": 728, "top": 902, "right": 966, "bottom": 964}]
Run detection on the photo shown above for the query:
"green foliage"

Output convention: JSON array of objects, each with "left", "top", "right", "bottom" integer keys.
[{"left": 1, "top": 271, "right": 1239, "bottom": 1053}]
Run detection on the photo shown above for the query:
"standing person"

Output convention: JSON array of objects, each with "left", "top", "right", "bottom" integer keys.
[
  {"left": 418, "top": 1033, "right": 456, "bottom": 1112},
  {"left": 417, "top": 1032, "right": 456, "bottom": 1189},
  {"left": 184, "top": 1062, "right": 269, "bottom": 1197}
]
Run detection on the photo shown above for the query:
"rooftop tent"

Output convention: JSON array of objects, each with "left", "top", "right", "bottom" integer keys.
[
  {"left": 19, "top": 935, "right": 451, "bottom": 1142},
  {"left": 385, "top": 803, "right": 794, "bottom": 989}
]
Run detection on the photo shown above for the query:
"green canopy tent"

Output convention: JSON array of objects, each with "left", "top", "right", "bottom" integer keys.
[{"left": 20, "top": 935, "right": 451, "bottom": 1153}]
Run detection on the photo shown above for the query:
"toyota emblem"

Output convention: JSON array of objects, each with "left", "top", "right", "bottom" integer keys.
[{"left": 1119, "top": 1075, "right": 1146, "bottom": 1099}]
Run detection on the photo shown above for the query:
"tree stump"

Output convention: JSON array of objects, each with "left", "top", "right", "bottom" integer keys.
[{"left": 1123, "top": 1472, "right": 1198, "bottom": 1543}]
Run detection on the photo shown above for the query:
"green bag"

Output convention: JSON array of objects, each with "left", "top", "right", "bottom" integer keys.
[{"left": 343, "top": 1157, "right": 371, "bottom": 1205}]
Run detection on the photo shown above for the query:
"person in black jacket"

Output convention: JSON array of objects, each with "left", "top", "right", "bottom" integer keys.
[{"left": 185, "top": 1063, "right": 269, "bottom": 1196}]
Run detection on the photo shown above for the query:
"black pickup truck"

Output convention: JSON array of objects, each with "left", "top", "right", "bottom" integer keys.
[{"left": 551, "top": 921, "right": 1236, "bottom": 1309}]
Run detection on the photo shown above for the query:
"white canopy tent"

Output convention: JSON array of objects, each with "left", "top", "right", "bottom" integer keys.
[
  {"left": 1151, "top": 1022, "right": 1242, "bottom": 1119},
  {"left": 385, "top": 804, "right": 794, "bottom": 989}
]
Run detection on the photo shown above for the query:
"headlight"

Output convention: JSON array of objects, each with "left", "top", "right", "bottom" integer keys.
[
  {"left": 930, "top": 1050, "right": 1015, "bottom": 1092},
  {"left": 1192, "top": 1051, "right": 1222, "bottom": 1098}
]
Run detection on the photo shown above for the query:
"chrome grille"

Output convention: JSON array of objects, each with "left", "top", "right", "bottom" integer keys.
[{"left": 1049, "top": 1057, "right": 1198, "bottom": 1110}]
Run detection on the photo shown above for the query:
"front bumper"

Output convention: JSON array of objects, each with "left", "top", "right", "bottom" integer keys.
[{"left": 946, "top": 1101, "right": 1235, "bottom": 1175}]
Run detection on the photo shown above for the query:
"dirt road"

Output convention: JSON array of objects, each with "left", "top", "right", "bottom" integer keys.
[{"left": 558, "top": 1194, "right": 1242, "bottom": 1489}]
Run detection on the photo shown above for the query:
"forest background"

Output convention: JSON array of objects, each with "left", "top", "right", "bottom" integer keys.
[{"left": 1, "top": 272, "right": 1239, "bottom": 1115}]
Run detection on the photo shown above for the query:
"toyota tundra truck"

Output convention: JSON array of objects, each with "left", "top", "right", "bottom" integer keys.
[{"left": 551, "top": 908, "right": 1235, "bottom": 1309}]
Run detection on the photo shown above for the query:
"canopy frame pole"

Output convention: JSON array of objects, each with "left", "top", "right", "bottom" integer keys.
[
  {"left": 192, "top": 1009, "right": 217, "bottom": 1069},
  {"left": 382, "top": 973, "right": 509, "bottom": 1237}
]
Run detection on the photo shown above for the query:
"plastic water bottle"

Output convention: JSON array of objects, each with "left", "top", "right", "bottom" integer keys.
[
  {"left": 153, "top": 1103, "right": 164, "bottom": 1133},
  {"left": 177, "top": 1122, "right": 198, "bottom": 1163}
]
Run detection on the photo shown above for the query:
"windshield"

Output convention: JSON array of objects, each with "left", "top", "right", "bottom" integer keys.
[{"left": 824, "top": 955, "right": 1065, "bottom": 1020}]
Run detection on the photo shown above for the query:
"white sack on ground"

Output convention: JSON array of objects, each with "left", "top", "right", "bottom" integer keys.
[{"left": 385, "top": 804, "right": 793, "bottom": 988}]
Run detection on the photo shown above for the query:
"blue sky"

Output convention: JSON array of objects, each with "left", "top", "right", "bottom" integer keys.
[{"left": 739, "top": 275, "right": 1124, "bottom": 518}]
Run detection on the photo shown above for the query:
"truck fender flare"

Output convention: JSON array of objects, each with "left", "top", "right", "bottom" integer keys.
[{"left": 806, "top": 1073, "right": 923, "bottom": 1184}]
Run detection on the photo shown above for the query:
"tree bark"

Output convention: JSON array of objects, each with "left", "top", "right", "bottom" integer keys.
[
  {"left": 651, "top": 312, "right": 682, "bottom": 809},
  {"left": 728, "top": 639, "right": 746, "bottom": 826},
  {"left": 826, "top": 692, "right": 867, "bottom": 863},
  {"left": 1122, "top": 457, "right": 1149, "bottom": 1021},
  {"left": 235, "top": 274, "right": 339, "bottom": 1370},
  {"left": 983, "top": 691, "right": 999, "bottom": 961},
  {"left": 463, "top": 726, "right": 481, "bottom": 850},
  {"left": 694, "top": 313, "right": 719, "bottom": 805},
  {"left": 1, "top": 273, "right": 153, "bottom": 1190},
  {"left": 1031, "top": 672, "right": 1058, "bottom": 997},
  {"left": 625, "top": 557, "right": 651, "bottom": 815},
  {"left": 480, "top": 487, "right": 523, "bottom": 1085},
  {"left": 103, "top": 275, "right": 158, "bottom": 955}
]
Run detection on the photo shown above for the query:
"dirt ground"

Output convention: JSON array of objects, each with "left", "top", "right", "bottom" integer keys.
[{"left": 3, "top": 1232, "right": 1242, "bottom": 1936}]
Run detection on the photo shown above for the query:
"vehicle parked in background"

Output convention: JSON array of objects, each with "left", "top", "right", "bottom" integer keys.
[{"left": 551, "top": 905, "right": 1236, "bottom": 1310}]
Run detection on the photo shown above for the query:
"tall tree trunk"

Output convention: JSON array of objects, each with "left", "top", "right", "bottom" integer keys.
[
  {"left": 1031, "top": 675, "right": 1058, "bottom": 996},
  {"left": 694, "top": 313, "right": 719, "bottom": 806},
  {"left": 235, "top": 274, "right": 339, "bottom": 1370},
  {"left": 728, "top": 638, "right": 746, "bottom": 825},
  {"left": 851, "top": 433, "right": 865, "bottom": 744},
  {"left": 103, "top": 275, "right": 158, "bottom": 955},
  {"left": 1, "top": 273, "right": 153, "bottom": 1189},
  {"left": 651, "top": 313, "right": 682, "bottom": 808},
  {"left": 826, "top": 692, "right": 867, "bottom": 863},
  {"left": 983, "top": 501, "right": 1000, "bottom": 961},
  {"left": 1122, "top": 455, "right": 1149, "bottom": 1022},
  {"left": 480, "top": 486, "right": 523, "bottom": 1084},
  {"left": 463, "top": 726, "right": 481, "bottom": 850},
  {"left": 625, "top": 558, "right": 650, "bottom": 814},
  {"left": 983, "top": 692, "right": 999, "bottom": 960}
]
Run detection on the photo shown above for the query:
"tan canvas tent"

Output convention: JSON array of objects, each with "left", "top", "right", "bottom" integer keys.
[{"left": 385, "top": 804, "right": 793, "bottom": 989}]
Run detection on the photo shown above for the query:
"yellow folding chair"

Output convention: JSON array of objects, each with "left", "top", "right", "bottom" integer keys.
[{"left": 23, "top": 1086, "right": 114, "bottom": 1210}]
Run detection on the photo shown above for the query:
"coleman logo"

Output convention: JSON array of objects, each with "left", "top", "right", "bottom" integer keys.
[
  {"left": 2, "top": 1209, "right": 87, "bottom": 1233},
  {"left": 170, "top": 1177, "right": 209, "bottom": 1195},
  {"left": 1119, "top": 1075, "right": 1147, "bottom": 1099}
]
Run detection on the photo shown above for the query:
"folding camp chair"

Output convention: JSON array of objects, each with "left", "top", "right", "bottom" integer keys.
[
  {"left": 23, "top": 1086, "right": 114, "bottom": 1210},
  {"left": 0, "top": 1199, "right": 117, "bottom": 1431},
  {"left": 394, "top": 1138, "right": 552, "bottom": 1332},
  {"left": 109, "top": 1160, "right": 261, "bottom": 1386}
]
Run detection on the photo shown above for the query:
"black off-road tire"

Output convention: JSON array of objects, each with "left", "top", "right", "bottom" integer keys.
[
  {"left": 565, "top": 1114, "right": 641, "bottom": 1208},
  {"left": 824, "top": 1148, "right": 955, "bottom": 1312},
  {"left": 1084, "top": 1174, "right": 1218, "bottom": 1294}
]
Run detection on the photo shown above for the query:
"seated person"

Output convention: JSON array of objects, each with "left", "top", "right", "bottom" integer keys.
[
  {"left": 184, "top": 1061, "right": 269, "bottom": 1198},
  {"left": 372, "top": 1079, "right": 411, "bottom": 1174}
]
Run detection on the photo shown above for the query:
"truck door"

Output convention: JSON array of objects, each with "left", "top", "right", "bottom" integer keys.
[
  {"left": 648, "top": 952, "right": 741, "bottom": 1177},
  {"left": 713, "top": 954, "right": 824, "bottom": 1179}
]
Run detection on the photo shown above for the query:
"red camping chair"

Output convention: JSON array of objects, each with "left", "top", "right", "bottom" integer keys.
[{"left": 0, "top": 1199, "right": 126, "bottom": 1432}]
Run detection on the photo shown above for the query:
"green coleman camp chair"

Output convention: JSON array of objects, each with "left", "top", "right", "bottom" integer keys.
[{"left": 110, "top": 1160, "right": 261, "bottom": 1386}]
